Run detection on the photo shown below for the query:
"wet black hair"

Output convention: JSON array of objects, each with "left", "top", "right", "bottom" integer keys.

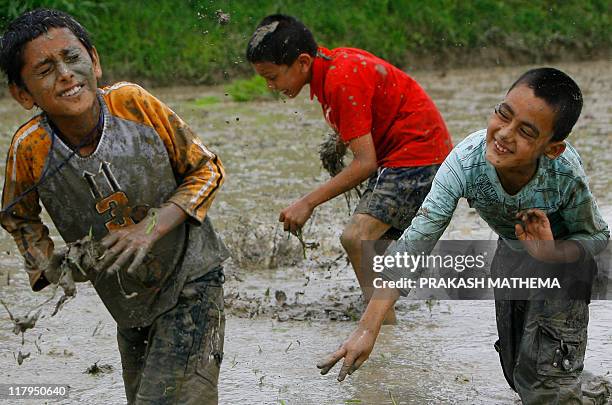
[
  {"left": 246, "top": 14, "right": 317, "bottom": 66},
  {"left": 0, "top": 8, "right": 94, "bottom": 88},
  {"left": 509, "top": 67, "right": 583, "bottom": 142}
]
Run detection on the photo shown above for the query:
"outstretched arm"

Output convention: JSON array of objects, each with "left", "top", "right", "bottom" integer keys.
[
  {"left": 280, "top": 133, "right": 377, "bottom": 233},
  {"left": 317, "top": 147, "right": 466, "bottom": 379}
]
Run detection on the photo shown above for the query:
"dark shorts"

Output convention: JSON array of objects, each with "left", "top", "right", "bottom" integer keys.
[
  {"left": 354, "top": 165, "right": 440, "bottom": 239},
  {"left": 117, "top": 268, "right": 225, "bottom": 405}
]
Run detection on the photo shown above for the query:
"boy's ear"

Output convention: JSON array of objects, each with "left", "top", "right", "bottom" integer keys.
[
  {"left": 544, "top": 140, "right": 566, "bottom": 159},
  {"left": 9, "top": 83, "right": 35, "bottom": 110},
  {"left": 91, "top": 46, "right": 102, "bottom": 80},
  {"left": 297, "top": 53, "right": 314, "bottom": 73}
]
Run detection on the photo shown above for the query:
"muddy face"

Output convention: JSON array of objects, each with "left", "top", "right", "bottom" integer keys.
[
  {"left": 11, "top": 27, "right": 101, "bottom": 128},
  {"left": 485, "top": 85, "right": 556, "bottom": 176}
]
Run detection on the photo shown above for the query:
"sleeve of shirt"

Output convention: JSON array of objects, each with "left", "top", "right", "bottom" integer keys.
[
  {"left": 140, "top": 91, "right": 225, "bottom": 224},
  {"left": 1, "top": 131, "right": 54, "bottom": 291},
  {"left": 560, "top": 174, "right": 610, "bottom": 256},
  {"left": 382, "top": 149, "right": 466, "bottom": 290},
  {"left": 326, "top": 73, "right": 375, "bottom": 142}
]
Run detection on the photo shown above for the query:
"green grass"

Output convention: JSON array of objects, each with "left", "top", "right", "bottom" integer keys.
[
  {"left": 1, "top": 0, "right": 610, "bottom": 85},
  {"left": 191, "top": 95, "right": 221, "bottom": 107},
  {"left": 224, "top": 75, "right": 277, "bottom": 102}
]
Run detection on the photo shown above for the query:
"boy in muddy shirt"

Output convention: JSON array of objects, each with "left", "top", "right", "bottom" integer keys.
[
  {"left": 317, "top": 68, "right": 610, "bottom": 404},
  {"left": 0, "top": 9, "right": 229, "bottom": 404},
  {"left": 246, "top": 15, "right": 453, "bottom": 323}
]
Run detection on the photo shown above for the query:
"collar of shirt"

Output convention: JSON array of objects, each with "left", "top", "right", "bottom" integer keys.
[{"left": 309, "top": 46, "right": 332, "bottom": 104}]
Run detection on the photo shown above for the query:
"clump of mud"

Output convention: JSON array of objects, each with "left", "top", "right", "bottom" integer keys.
[
  {"left": 224, "top": 287, "right": 365, "bottom": 322},
  {"left": 318, "top": 132, "right": 363, "bottom": 212},
  {"left": 215, "top": 9, "right": 230, "bottom": 25},
  {"left": 319, "top": 132, "right": 347, "bottom": 177},
  {"left": 1, "top": 235, "right": 106, "bottom": 365},
  {"left": 84, "top": 361, "right": 114, "bottom": 375},
  {"left": 1, "top": 300, "right": 41, "bottom": 339},
  {"left": 223, "top": 218, "right": 313, "bottom": 269}
]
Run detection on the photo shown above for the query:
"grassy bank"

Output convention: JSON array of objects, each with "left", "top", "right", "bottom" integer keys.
[{"left": 1, "top": 0, "right": 610, "bottom": 85}]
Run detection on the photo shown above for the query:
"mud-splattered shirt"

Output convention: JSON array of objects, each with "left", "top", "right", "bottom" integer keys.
[
  {"left": 1, "top": 82, "right": 227, "bottom": 292},
  {"left": 309, "top": 46, "right": 453, "bottom": 168},
  {"left": 395, "top": 129, "right": 609, "bottom": 256}
]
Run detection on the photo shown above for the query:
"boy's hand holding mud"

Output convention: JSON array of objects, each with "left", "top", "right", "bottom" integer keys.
[
  {"left": 515, "top": 208, "right": 582, "bottom": 263},
  {"left": 41, "top": 248, "right": 69, "bottom": 284},
  {"left": 42, "top": 246, "right": 88, "bottom": 296},
  {"left": 96, "top": 203, "right": 187, "bottom": 280},
  {"left": 279, "top": 198, "right": 314, "bottom": 233}
]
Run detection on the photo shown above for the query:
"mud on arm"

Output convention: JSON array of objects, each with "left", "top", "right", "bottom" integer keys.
[
  {"left": 1, "top": 139, "right": 55, "bottom": 291},
  {"left": 147, "top": 94, "right": 225, "bottom": 224}
]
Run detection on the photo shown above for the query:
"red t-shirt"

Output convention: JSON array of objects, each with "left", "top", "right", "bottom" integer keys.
[{"left": 309, "top": 47, "right": 453, "bottom": 167}]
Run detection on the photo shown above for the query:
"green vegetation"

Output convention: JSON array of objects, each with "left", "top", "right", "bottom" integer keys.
[
  {"left": 191, "top": 95, "right": 220, "bottom": 107},
  {"left": 0, "top": 0, "right": 610, "bottom": 85},
  {"left": 224, "top": 75, "right": 276, "bottom": 102}
]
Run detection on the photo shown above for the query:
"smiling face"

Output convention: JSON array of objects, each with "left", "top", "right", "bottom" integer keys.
[
  {"left": 9, "top": 27, "right": 101, "bottom": 121},
  {"left": 252, "top": 54, "right": 312, "bottom": 98},
  {"left": 485, "top": 84, "right": 565, "bottom": 175}
]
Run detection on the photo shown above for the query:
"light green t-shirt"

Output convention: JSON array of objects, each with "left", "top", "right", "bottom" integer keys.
[{"left": 393, "top": 129, "right": 609, "bottom": 257}]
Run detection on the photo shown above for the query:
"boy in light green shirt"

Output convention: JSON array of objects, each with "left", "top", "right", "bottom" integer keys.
[{"left": 318, "top": 68, "right": 609, "bottom": 404}]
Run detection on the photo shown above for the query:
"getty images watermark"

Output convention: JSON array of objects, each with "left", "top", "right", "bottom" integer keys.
[
  {"left": 372, "top": 250, "right": 561, "bottom": 290},
  {"left": 362, "top": 240, "right": 611, "bottom": 300}
]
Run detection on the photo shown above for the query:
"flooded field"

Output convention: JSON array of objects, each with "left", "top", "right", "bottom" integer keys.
[{"left": 0, "top": 60, "right": 610, "bottom": 404}]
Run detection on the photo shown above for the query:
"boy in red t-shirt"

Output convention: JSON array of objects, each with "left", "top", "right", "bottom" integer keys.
[{"left": 247, "top": 14, "right": 453, "bottom": 322}]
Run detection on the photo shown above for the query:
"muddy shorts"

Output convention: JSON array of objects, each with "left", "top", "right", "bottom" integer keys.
[
  {"left": 491, "top": 241, "right": 595, "bottom": 405},
  {"left": 354, "top": 165, "right": 439, "bottom": 239},
  {"left": 117, "top": 267, "right": 225, "bottom": 405}
]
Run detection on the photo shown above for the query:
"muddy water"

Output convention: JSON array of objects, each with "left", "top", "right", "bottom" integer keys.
[{"left": 0, "top": 60, "right": 610, "bottom": 404}]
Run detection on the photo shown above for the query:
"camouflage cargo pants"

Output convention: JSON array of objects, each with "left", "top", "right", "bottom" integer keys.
[
  {"left": 117, "top": 268, "right": 225, "bottom": 404},
  {"left": 492, "top": 242, "right": 593, "bottom": 404},
  {"left": 354, "top": 165, "right": 440, "bottom": 240},
  {"left": 495, "top": 299, "right": 589, "bottom": 404}
]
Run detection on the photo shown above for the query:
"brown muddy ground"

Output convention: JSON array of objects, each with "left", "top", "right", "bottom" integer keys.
[{"left": 0, "top": 60, "right": 610, "bottom": 404}]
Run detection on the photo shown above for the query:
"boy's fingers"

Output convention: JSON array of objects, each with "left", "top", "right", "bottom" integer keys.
[
  {"left": 515, "top": 223, "right": 526, "bottom": 240},
  {"left": 100, "top": 232, "right": 120, "bottom": 249},
  {"left": 337, "top": 354, "right": 357, "bottom": 382},
  {"left": 529, "top": 209, "right": 547, "bottom": 222},
  {"left": 98, "top": 237, "right": 128, "bottom": 266},
  {"left": 126, "top": 248, "right": 148, "bottom": 277},
  {"left": 105, "top": 246, "right": 135, "bottom": 275},
  {"left": 96, "top": 246, "right": 121, "bottom": 271},
  {"left": 520, "top": 209, "right": 546, "bottom": 225},
  {"left": 348, "top": 357, "right": 367, "bottom": 375},
  {"left": 316, "top": 347, "right": 345, "bottom": 374}
]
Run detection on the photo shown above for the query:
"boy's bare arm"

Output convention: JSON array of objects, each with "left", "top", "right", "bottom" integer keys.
[
  {"left": 280, "top": 133, "right": 377, "bottom": 232},
  {"left": 317, "top": 286, "right": 399, "bottom": 381}
]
